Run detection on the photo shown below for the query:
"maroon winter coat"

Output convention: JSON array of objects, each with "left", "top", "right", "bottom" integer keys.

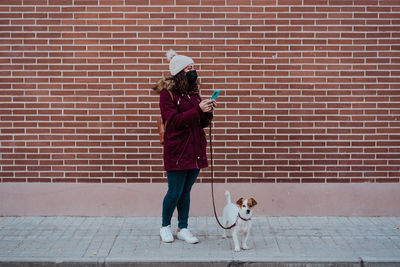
[{"left": 159, "top": 87, "right": 213, "bottom": 171}]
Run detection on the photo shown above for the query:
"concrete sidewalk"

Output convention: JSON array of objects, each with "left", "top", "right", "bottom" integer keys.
[{"left": 0, "top": 216, "right": 399, "bottom": 266}]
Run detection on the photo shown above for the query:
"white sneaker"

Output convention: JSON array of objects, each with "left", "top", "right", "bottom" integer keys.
[
  {"left": 160, "top": 225, "right": 174, "bottom": 243},
  {"left": 177, "top": 228, "right": 199, "bottom": 244}
]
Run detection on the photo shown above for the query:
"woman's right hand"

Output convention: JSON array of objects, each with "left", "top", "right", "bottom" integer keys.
[{"left": 199, "top": 99, "right": 216, "bottom": 113}]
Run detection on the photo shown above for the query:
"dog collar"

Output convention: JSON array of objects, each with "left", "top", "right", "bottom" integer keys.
[
  {"left": 223, "top": 214, "right": 251, "bottom": 230},
  {"left": 238, "top": 213, "right": 251, "bottom": 222}
]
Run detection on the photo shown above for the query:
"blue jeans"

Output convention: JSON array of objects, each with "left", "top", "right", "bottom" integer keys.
[{"left": 162, "top": 169, "right": 200, "bottom": 229}]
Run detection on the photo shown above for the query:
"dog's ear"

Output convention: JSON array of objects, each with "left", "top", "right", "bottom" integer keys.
[
  {"left": 236, "top": 198, "right": 244, "bottom": 207},
  {"left": 249, "top": 198, "right": 257, "bottom": 208}
]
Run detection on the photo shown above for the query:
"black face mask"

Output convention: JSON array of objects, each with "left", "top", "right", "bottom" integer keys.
[{"left": 186, "top": 70, "right": 198, "bottom": 84}]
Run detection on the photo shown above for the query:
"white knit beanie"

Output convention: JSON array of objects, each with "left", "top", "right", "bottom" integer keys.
[{"left": 166, "top": 49, "right": 194, "bottom": 76}]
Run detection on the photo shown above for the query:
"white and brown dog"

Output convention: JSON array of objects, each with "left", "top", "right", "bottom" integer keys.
[{"left": 222, "top": 191, "right": 257, "bottom": 252}]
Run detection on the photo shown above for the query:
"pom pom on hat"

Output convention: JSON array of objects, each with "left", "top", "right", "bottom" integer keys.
[
  {"left": 166, "top": 49, "right": 177, "bottom": 61},
  {"left": 166, "top": 49, "right": 194, "bottom": 76}
]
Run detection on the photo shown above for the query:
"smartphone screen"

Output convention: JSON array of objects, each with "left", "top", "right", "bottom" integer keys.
[{"left": 211, "top": 90, "right": 220, "bottom": 100}]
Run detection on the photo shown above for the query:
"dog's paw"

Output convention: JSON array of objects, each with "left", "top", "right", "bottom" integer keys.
[
  {"left": 234, "top": 247, "right": 241, "bottom": 252},
  {"left": 242, "top": 244, "right": 250, "bottom": 250}
]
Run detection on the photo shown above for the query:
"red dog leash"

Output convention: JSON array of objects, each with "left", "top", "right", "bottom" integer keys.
[{"left": 209, "top": 120, "right": 238, "bottom": 230}]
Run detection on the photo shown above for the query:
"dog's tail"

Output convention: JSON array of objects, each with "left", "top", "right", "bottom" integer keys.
[{"left": 225, "top": 190, "right": 231, "bottom": 204}]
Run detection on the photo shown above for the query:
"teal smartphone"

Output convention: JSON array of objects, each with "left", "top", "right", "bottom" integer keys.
[{"left": 210, "top": 90, "right": 220, "bottom": 101}]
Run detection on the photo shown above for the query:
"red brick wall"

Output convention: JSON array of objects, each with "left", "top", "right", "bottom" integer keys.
[{"left": 1, "top": 0, "right": 399, "bottom": 184}]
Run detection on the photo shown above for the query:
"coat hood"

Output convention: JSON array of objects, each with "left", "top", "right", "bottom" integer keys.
[{"left": 152, "top": 76, "right": 175, "bottom": 93}]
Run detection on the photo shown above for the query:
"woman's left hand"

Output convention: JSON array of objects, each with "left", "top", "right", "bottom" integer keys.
[
  {"left": 208, "top": 99, "right": 217, "bottom": 112},
  {"left": 199, "top": 99, "right": 216, "bottom": 113}
]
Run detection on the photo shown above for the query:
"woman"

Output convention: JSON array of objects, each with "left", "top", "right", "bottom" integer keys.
[{"left": 153, "top": 50, "right": 216, "bottom": 244}]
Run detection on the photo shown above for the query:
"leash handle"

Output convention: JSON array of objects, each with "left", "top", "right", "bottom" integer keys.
[{"left": 209, "top": 120, "right": 236, "bottom": 230}]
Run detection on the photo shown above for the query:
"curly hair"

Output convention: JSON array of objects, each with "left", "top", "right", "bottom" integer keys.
[{"left": 172, "top": 70, "right": 199, "bottom": 96}]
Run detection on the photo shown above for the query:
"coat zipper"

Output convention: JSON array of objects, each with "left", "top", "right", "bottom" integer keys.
[{"left": 197, "top": 119, "right": 203, "bottom": 169}]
